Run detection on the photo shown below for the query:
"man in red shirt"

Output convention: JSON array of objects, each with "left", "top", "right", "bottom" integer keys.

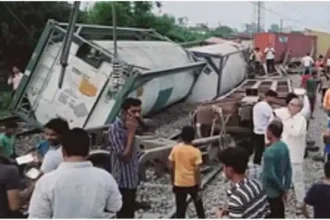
[{"left": 301, "top": 69, "right": 311, "bottom": 88}]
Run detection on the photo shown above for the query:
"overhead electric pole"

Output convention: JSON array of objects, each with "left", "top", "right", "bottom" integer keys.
[
  {"left": 253, "top": 1, "right": 264, "bottom": 33},
  {"left": 280, "top": 19, "right": 284, "bottom": 32}
]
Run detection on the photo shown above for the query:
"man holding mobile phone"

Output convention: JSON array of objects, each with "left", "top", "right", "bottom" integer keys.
[{"left": 108, "top": 98, "right": 142, "bottom": 219}]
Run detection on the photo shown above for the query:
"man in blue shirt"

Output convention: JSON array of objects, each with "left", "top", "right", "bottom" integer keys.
[{"left": 108, "top": 98, "right": 142, "bottom": 218}]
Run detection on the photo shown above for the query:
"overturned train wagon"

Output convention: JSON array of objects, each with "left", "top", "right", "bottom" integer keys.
[
  {"left": 187, "top": 41, "right": 250, "bottom": 103},
  {"left": 9, "top": 20, "right": 206, "bottom": 129}
]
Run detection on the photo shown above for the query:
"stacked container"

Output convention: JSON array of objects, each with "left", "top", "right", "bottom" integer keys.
[{"left": 253, "top": 32, "right": 317, "bottom": 62}]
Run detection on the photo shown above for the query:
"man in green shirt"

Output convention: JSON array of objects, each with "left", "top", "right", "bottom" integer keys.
[
  {"left": 306, "top": 70, "right": 320, "bottom": 118},
  {"left": 0, "top": 122, "right": 17, "bottom": 158},
  {"left": 262, "top": 121, "right": 292, "bottom": 218}
]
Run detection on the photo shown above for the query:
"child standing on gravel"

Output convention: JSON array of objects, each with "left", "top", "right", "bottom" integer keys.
[{"left": 168, "top": 126, "right": 205, "bottom": 218}]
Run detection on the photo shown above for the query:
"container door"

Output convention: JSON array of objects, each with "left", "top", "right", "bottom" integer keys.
[{"left": 51, "top": 58, "right": 109, "bottom": 128}]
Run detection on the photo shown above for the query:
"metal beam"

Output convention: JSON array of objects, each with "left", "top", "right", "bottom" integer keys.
[
  {"left": 139, "top": 135, "right": 223, "bottom": 164},
  {"left": 134, "top": 61, "right": 207, "bottom": 88},
  {"left": 57, "top": 21, "right": 160, "bottom": 41},
  {"left": 251, "top": 80, "right": 262, "bottom": 89},
  {"left": 58, "top": 1, "right": 80, "bottom": 89},
  {"left": 57, "top": 22, "right": 155, "bottom": 33},
  {"left": 10, "top": 20, "right": 55, "bottom": 111},
  {"left": 270, "top": 80, "right": 278, "bottom": 91}
]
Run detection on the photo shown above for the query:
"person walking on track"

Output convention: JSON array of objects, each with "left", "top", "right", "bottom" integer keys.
[{"left": 168, "top": 126, "right": 205, "bottom": 219}]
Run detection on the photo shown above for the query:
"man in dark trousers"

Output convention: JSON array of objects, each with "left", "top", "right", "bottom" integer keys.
[
  {"left": 252, "top": 90, "right": 278, "bottom": 164},
  {"left": 306, "top": 70, "right": 320, "bottom": 119},
  {"left": 108, "top": 98, "right": 142, "bottom": 218},
  {"left": 262, "top": 121, "right": 292, "bottom": 218},
  {"left": 168, "top": 126, "right": 205, "bottom": 218}
]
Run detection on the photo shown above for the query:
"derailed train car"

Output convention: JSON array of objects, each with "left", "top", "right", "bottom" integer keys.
[
  {"left": 10, "top": 20, "right": 249, "bottom": 129},
  {"left": 187, "top": 41, "right": 249, "bottom": 102},
  {"left": 10, "top": 20, "right": 206, "bottom": 129}
]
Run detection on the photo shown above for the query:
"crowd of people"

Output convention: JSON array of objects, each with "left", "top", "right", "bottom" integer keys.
[
  {"left": 2, "top": 57, "right": 330, "bottom": 219},
  {"left": 245, "top": 56, "right": 330, "bottom": 218}
]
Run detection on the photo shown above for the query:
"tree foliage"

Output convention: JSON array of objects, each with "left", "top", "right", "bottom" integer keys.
[
  {"left": 0, "top": 2, "right": 85, "bottom": 72},
  {"left": 0, "top": 1, "right": 234, "bottom": 74},
  {"left": 211, "top": 25, "right": 233, "bottom": 38},
  {"left": 83, "top": 1, "right": 207, "bottom": 43}
]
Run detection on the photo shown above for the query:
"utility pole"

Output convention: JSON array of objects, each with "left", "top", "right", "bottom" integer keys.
[
  {"left": 254, "top": 1, "right": 264, "bottom": 33},
  {"left": 280, "top": 19, "right": 284, "bottom": 32},
  {"left": 257, "top": 1, "right": 261, "bottom": 33},
  {"left": 112, "top": 2, "right": 117, "bottom": 59}
]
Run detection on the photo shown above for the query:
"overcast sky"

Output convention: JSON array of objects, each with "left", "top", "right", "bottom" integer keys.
[{"left": 81, "top": 1, "right": 330, "bottom": 32}]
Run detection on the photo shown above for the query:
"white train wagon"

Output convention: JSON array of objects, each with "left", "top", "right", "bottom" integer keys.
[
  {"left": 10, "top": 20, "right": 206, "bottom": 129},
  {"left": 187, "top": 41, "right": 250, "bottom": 103}
]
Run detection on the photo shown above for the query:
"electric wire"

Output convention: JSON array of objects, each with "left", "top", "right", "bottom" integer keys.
[{"left": 249, "top": 1, "right": 323, "bottom": 31}]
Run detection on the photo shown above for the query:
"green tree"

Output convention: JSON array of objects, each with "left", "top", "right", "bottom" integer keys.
[
  {"left": 212, "top": 25, "right": 233, "bottom": 38},
  {"left": 83, "top": 1, "right": 207, "bottom": 43},
  {"left": 84, "top": 2, "right": 133, "bottom": 26},
  {"left": 0, "top": 2, "right": 80, "bottom": 70},
  {"left": 269, "top": 23, "right": 280, "bottom": 33}
]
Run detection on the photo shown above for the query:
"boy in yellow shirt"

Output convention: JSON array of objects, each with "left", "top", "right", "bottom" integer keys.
[{"left": 168, "top": 126, "right": 205, "bottom": 218}]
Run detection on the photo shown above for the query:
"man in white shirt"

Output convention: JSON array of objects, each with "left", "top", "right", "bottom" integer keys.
[
  {"left": 301, "top": 53, "right": 314, "bottom": 75},
  {"left": 38, "top": 118, "right": 69, "bottom": 174},
  {"left": 276, "top": 97, "right": 307, "bottom": 209},
  {"left": 264, "top": 44, "right": 276, "bottom": 73},
  {"left": 7, "top": 66, "right": 23, "bottom": 98},
  {"left": 252, "top": 90, "right": 278, "bottom": 165},
  {"left": 28, "top": 128, "right": 122, "bottom": 218}
]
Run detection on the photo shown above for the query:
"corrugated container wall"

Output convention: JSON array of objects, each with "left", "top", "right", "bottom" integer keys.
[
  {"left": 253, "top": 32, "right": 316, "bottom": 62},
  {"left": 288, "top": 33, "right": 317, "bottom": 59},
  {"left": 305, "top": 30, "right": 330, "bottom": 57}
]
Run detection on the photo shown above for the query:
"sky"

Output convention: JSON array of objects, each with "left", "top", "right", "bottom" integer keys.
[{"left": 80, "top": 1, "right": 330, "bottom": 32}]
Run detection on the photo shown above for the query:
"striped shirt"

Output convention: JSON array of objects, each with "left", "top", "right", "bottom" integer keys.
[
  {"left": 108, "top": 117, "right": 139, "bottom": 189},
  {"left": 227, "top": 178, "right": 270, "bottom": 218}
]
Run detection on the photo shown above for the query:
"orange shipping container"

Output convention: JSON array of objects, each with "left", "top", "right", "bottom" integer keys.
[{"left": 253, "top": 32, "right": 317, "bottom": 63}]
